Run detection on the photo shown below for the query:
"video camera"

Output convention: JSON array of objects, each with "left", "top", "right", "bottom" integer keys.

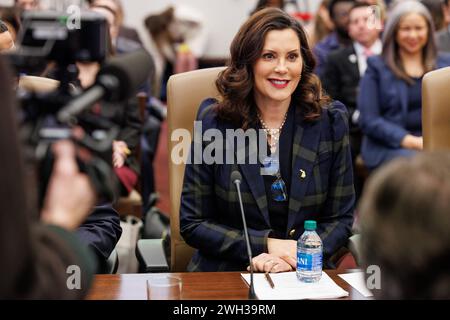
[{"left": 8, "top": 10, "right": 153, "bottom": 206}]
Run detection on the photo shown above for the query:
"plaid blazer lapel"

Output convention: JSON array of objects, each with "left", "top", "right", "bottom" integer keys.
[
  {"left": 286, "top": 117, "right": 321, "bottom": 235},
  {"left": 236, "top": 135, "right": 270, "bottom": 227}
]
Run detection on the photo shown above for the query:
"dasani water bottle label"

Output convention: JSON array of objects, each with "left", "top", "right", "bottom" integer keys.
[{"left": 297, "top": 252, "right": 322, "bottom": 270}]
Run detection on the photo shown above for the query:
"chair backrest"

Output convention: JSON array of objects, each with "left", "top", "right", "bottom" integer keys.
[
  {"left": 422, "top": 67, "right": 450, "bottom": 151},
  {"left": 167, "top": 67, "right": 225, "bottom": 271}
]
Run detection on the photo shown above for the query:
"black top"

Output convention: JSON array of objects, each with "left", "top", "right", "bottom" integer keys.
[
  {"left": 405, "top": 76, "right": 423, "bottom": 136},
  {"left": 259, "top": 104, "right": 295, "bottom": 239}
]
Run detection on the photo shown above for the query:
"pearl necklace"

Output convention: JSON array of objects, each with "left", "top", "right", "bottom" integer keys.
[{"left": 258, "top": 112, "right": 288, "bottom": 154}]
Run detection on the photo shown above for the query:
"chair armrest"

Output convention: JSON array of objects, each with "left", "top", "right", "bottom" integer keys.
[{"left": 136, "top": 239, "right": 169, "bottom": 272}]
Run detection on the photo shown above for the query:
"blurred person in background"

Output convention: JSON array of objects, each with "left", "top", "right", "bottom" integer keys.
[
  {"left": 15, "top": 0, "right": 40, "bottom": 11},
  {"left": 77, "top": 6, "right": 142, "bottom": 199},
  {"left": 437, "top": 0, "right": 450, "bottom": 52},
  {"left": 88, "top": 0, "right": 160, "bottom": 210},
  {"left": 359, "top": 152, "right": 450, "bottom": 299},
  {"left": 322, "top": 1, "right": 383, "bottom": 198},
  {"left": 358, "top": 0, "right": 450, "bottom": 171},
  {"left": 88, "top": 0, "right": 144, "bottom": 54},
  {"left": 144, "top": 5, "right": 207, "bottom": 101},
  {"left": 251, "top": 0, "right": 286, "bottom": 15},
  {"left": 305, "top": 0, "right": 335, "bottom": 48},
  {"left": 313, "top": 0, "right": 356, "bottom": 76},
  {"left": 420, "top": 0, "right": 445, "bottom": 31}
]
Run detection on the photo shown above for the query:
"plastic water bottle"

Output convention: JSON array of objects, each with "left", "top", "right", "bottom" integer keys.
[{"left": 297, "top": 220, "right": 322, "bottom": 283}]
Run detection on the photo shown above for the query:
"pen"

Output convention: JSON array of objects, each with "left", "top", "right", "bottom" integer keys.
[
  {"left": 265, "top": 272, "right": 275, "bottom": 289},
  {"left": 122, "top": 146, "right": 131, "bottom": 155}
]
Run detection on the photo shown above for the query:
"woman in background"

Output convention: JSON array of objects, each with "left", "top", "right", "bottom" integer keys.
[
  {"left": 358, "top": 0, "right": 450, "bottom": 170},
  {"left": 305, "top": 0, "right": 334, "bottom": 48}
]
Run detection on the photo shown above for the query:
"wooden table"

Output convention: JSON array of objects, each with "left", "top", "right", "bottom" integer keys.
[{"left": 86, "top": 270, "right": 369, "bottom": 300}]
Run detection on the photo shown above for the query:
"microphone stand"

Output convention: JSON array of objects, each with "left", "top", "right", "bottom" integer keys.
[{"left": 233, "top": 178, "right": 257, "bottom": 300}]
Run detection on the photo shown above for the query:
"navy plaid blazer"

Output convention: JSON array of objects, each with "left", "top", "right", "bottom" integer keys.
[{"left": 180, "top": 98, "right": 355, "bottom": 271}]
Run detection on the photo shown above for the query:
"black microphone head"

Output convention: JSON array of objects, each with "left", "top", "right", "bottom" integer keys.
[
  {"left": 231, "top": 171, "right": 242, "bottom": 184},
  {"left": 96, "top": 49, "right": 154, "bottom": 102}
]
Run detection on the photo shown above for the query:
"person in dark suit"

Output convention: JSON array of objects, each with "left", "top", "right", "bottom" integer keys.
[
  {"left": 322, "top": 1, "right": 382, "bottom": 160},
  {"left": 76, "top": 205, "right": 121, "bottom": 273},
  {"left": 358, "top": 0, "right": 450, "bottom": 170},
  {"left": 313, "top": 0, "right": 356, "bottom": 77},
  {"left": 180, "top": 8, "right": 355, "bottom": 273},
  {"left": 359, "top": 152, "right": 450, "bottom": 299}
]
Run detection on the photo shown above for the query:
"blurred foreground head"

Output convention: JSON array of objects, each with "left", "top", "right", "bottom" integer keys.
[{"left": 359, "top": 152, "right": 450, "bottom": 299}]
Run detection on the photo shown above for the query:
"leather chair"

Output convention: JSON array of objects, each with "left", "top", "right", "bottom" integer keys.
[
  {"left": 422, "top": 67, "right": 450, "bottom": 151},
  {"left": 136, "top": 67, "right": 225, "bottom": 272}
]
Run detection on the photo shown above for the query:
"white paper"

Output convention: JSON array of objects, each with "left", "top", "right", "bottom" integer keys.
[
  {"left": 240, "top": 271, "right": 349, "bottom": 300},
  {"left": 338, "top": 272, "right": 373, "bottom": 297}
]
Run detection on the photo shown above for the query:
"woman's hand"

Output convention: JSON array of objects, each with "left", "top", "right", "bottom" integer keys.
[
  {"left": 267, "top": 238, "right": 297, "bottom": 269},
  {"left": 248, "top": 253, "right": 293, "bottom": 273},
  {"left": 40, "top": 141, "right": 96, "bottom": 230},
  {"left": 112, "top": 140, "right": 130, "bottom": 168},
  {"left": 401, "top": 134, "right": 423, "bottom": 150}
]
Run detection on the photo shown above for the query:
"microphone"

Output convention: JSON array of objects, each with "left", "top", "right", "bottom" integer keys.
[
  {"left": 58, "top": 49, "right": 153, "bottom": 123},
  {"left": 231, "top": 170, "right": 257, "bottom": 300}
]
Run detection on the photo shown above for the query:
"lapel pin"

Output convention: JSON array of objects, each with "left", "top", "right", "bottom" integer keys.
[
  {"left": 349, "top": 54, "right": 357, "bottom": 64},
  {"left": 299, "top": 169, "right": 306, "bottom": 179}
]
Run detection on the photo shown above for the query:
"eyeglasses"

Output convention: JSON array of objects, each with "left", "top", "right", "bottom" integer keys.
[
  {"left": 271, "top": 172, "right": 287, "bottom": 202},
  {"left": 262, "top": 156, "right": 287, "bottom": 202}
]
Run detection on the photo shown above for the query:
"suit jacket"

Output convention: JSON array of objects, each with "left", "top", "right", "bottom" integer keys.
[
  {"left": 76, "top": 205, "right": 122, "bottom": 263},
  {"left": 437, "top": 28, "right": 450, "bottom": 53},
  {"left": 322, "top": 45, "right": 360, "bottom": 124},
  {"left": 180, "top": 99, "right": 355, "bottom": 272},
  {"left": 313, "top": 32, "right": 342, "bottom": 77},
  {"left": 358, "top": 55, "right": 450, "bottom": 169}
]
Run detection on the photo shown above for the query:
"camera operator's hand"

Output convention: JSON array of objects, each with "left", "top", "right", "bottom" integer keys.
[
  {"left": 40, "top": 141, "right": 96, "bottom": 230},
  {"left": 112, "top": 140, "right": 130, "bottom": 168}
]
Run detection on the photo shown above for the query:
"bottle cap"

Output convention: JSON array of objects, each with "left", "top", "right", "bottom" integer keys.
[{"left": 304, "top": 220, "right": 316, "bottom": 230}]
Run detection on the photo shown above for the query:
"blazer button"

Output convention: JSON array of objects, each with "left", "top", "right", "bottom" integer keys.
[{"left": 289, "top": 229, "right": 296, "bottom": 238}]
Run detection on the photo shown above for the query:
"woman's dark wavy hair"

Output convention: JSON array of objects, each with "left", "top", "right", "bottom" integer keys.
[{"left": 215, "top": 8, "right": 330, "bottom": 129}]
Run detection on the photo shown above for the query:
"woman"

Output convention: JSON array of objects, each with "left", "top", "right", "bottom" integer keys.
[
  {"left": 358, "top": 0, "right": 450, "bottom": 170},
  {"left": 305, "top": 0, "right": 334, "bottom": 48},
  {"left": 180, "top": 8, "right": 355, "bottom": 273}
]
